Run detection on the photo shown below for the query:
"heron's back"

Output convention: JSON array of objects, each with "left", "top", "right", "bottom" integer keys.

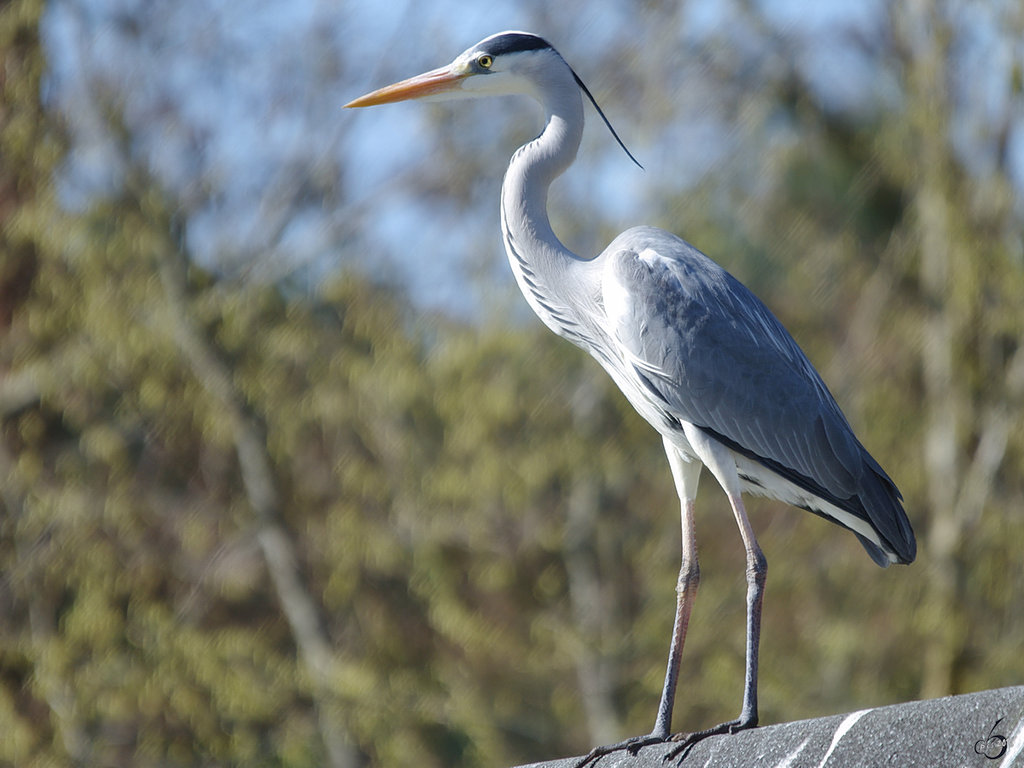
[{"left": 596, "top": 226, "right": 916, "bottom": 566}]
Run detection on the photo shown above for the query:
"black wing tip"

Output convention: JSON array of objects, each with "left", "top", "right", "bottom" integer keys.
[
  {"left": 894, "top": 510, "right": 917, "bottom": 563},
  {"left": 892, "top": 531, "right": 917, "bottom": 565},
  {"left": 864, "top": 535, "right": 916, "bottom": 568},
  {"left": 866, "top": 471, "right": 917, "bottom": 566},
  {"left": 860, "top": 495, "right": 917, "bottom": 569}
]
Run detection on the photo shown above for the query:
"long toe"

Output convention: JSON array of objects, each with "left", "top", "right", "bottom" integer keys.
[
  {"left": 664, "top": 717, "right": 757, "bottom": 763},
  {"left": 573, "top": 732, "right": 675, "bottom": 768}
]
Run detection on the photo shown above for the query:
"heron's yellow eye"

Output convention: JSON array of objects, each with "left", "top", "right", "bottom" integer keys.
[{"left": 477, "top": 54, "right": 493, "bottom": 69}]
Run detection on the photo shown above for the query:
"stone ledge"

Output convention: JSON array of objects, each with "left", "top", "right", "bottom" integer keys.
[{"left": 514, "top": 686, "right": 1024, "bottom": 767}]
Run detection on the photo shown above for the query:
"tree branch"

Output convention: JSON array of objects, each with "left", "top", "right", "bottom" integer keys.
[{"left": 154, "top": 246, "right": 358, "bottom": 768}]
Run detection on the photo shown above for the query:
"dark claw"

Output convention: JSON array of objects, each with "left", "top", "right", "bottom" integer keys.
[
  {"left": 575, "top": 714, "right": 757, "bottom": 767},
  {"left": 573, "top": 733, "right": 673, "bottom": 768},
  {"left": 662, "top": 717, "right": 756, "bottom": 763}
]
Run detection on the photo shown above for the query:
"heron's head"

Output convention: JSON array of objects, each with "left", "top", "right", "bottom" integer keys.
[
  {"left": 345, "top": 31, "right": 642, "bottom": 168},
  {"left": 344, "top": 31, "right": 568, "bottom": 108}
]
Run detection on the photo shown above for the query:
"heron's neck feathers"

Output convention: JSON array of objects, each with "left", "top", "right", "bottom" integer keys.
[{"left": 500, "top": 88, "right": 593, "bottom": 340}]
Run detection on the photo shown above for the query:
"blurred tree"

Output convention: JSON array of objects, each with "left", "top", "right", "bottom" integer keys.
[
  {"left": 884, "top": 0, "right": 1024, "bottom": 699},
  {"left": 3, "top": 2, "right": 1024, "bottom": 768}
]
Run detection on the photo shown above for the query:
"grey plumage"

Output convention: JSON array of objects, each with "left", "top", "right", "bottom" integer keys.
[
  {"left": 601, "top": 226, "right": 915, "bottom": 566},
  {"left": 345, "top": 29, "right": 916, "bottom": 764}
]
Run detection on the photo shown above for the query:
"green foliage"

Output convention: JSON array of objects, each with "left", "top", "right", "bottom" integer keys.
[{"left": 3, "top": 2, "right": 1024, "bottom": 768}]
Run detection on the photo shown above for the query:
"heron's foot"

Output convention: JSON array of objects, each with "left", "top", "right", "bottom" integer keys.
[
  {"left": 663, "top": 716, "right": 758, "bottom": 763},
  {"left": 572, "top": 731, "right": 674, "bottom": 768}
]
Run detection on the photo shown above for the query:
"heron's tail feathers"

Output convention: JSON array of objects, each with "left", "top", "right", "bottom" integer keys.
[{"left": 856, "top": 464, "right": 916, "bottom": 567}]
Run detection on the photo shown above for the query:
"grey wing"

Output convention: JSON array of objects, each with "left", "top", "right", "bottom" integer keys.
[{"left": 602, "top": 230, "right": 915, "bottom": 563}]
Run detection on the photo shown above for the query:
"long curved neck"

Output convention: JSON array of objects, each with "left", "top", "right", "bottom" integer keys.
[{"left": 500, "top": 87, "right": 591, "bottom": 341}]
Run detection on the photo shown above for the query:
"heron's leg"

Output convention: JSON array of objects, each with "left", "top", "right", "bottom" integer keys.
[
  {"left": 664, "top": 427, "right": 767, "bottom": 761},
  {"left": 571, "top": 440, "right": 701, "bottom": 768},
  {"left": 652, "top": 439, "right": 702, "bottom": 738},
  {"left": 730, "top": 490, "right": 766, "bottom": 731}
]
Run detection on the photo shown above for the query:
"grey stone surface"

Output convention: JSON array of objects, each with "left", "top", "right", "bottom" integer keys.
[{"left": 514, "top": 686, "right": 1024, "bottom": 768}]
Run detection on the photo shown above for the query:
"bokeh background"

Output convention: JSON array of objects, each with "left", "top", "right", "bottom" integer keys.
[{"left": 2, "top": 0, "right": 1023, "bottom": 766}]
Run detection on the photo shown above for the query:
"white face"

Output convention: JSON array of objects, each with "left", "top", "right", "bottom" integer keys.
[
  {"left": 442, "top": 50, "right": 541, "bottom": 100},
  {"left": 344, "top": 31, "right": 574, "bottom": 110},
  {"left": 438, "top": 32, "right": 567, "bottom": 102}
]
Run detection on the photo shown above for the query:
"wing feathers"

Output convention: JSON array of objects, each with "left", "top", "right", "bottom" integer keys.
[{"left": 602, "top": 228, "right": 915, "bottom": 564}]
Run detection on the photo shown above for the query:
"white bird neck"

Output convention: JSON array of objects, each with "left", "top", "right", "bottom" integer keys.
[{"left": 500, "top": 86, "right": 591, "bottom": 340}]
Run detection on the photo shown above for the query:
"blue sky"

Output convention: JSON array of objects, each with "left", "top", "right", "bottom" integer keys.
[{"left": 41, "top": 0, "right": 1024, "bottom": 315}]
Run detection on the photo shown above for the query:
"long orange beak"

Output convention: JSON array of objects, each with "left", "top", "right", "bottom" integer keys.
[{"left": 344, "top": 66, "right": 468, "bottom": 108}]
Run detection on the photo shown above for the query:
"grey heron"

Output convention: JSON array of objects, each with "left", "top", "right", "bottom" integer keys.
[{"left": 345, "top": 31, "right": 916, "bottom": 765}]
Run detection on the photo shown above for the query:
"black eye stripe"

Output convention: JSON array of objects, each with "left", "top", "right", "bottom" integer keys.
[{"left": 482, "top": 33, "right": 551, "bottom": 57}]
